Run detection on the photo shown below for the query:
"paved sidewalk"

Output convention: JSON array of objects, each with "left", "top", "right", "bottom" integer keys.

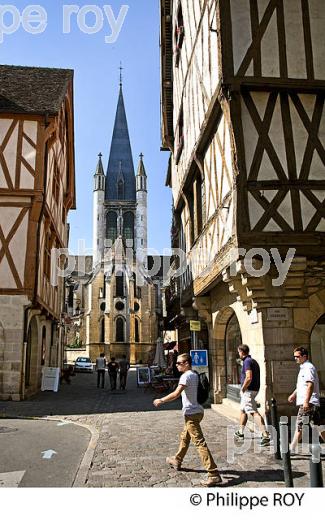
[{"left": 1, "top": 369, "right": 323, "bottom": 487}]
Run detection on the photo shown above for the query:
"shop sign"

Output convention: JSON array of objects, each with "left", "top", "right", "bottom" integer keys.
[
  {"left": 271, "top": 361, "right": 298, "bottom": 393},
  {"left": 190, "top": 320, "right": 201, "bottom": 332},
  {"left": 267, "top": 308, "right": 289, "bottom": 321},
  {"left": 41, "top": 367, "right": 60, "bottom": 392}
]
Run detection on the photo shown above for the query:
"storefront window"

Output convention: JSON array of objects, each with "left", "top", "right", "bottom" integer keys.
[
  {"left": 310, "top": 314, "right": 325, "bottom": 397},
  {"left": 225, "top": 313, "right": 242, "bottom": 401}
]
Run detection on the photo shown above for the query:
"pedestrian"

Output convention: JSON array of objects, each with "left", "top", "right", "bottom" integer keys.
[
  {"left": 234, "top": 344, "right": 270, "bottom": 446},
  {"left": 288, "top": 346, "right": 321, "bottom": 451},
  {"left": 153, "top": 353, "right": 222, "bottom": 487},
  {"left": 95, "top": 352, "right": 106, "bottom": 389},
  {"left": 119, "top": 354, "right": 130, "bottom": 390},
  {"left": 107, "top": 356, "right": 119, "bottom": 390}
]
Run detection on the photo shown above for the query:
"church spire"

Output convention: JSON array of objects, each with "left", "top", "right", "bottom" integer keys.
[
  {"left": 136, "top": 153, "right": 147, "bottom": 192},
  {"left": 94, "top": 152, "right": 105, "bottom": 191},
  {"left": 105, "top": 81, "right": 136, "bottom": 201}
]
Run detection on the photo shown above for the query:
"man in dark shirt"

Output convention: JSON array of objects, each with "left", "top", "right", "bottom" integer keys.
[
  {"left": 234, "top": 344, "right": 270, "bottom": 446},
  {"left": 107, "top": 357, "right": 119, "bottom": 390}
]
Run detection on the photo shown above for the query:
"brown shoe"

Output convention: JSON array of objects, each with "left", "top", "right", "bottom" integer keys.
[
  {"left": 166, "top": 456, "right": 181, "bottom": 470},
  {"left": 200, "top": 474, "right": 222, "bottom": 487}
]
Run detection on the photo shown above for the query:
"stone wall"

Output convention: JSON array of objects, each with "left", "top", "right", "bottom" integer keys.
[{"left": 0, "top": 295, "right": 29, "bottom": 400}]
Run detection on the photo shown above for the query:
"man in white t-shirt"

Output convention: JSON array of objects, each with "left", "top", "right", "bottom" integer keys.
[
  {"left": 153, "top": 353, "right": 222, "bottom": 487},
  {"left": 288, "top": 346, "right": 321, "bottom": 451}
]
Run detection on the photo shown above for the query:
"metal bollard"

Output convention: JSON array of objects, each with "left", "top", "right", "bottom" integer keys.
[
  {"left": 309, "top": 433, "right": 323, "bottom": 488},
  {"left": 270, "top": 398, "right": 281, "bottom": 460},
  {"left": 280, "top": 416, "right": 294, "bottom": 487}
]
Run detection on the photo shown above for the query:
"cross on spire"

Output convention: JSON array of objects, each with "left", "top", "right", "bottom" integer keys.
[{"left": 119, "top": 62, "right": 123, "bottom": 87}]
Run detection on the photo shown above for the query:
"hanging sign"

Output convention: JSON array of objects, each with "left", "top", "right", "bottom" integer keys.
[{"left": 190, "top": 320, "right": 201, "bottom": 332}]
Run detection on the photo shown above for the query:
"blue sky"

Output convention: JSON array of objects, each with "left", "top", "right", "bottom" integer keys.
[{"left": 1, "top": 0, "right": 171, "bottom": 253}]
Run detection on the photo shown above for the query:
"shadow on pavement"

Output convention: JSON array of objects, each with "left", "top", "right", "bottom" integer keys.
[
  {"left": 0, "top": 370, "right": 182, "bottom": 417},
  {"left": 217, "top": 469, "right": 306, "bottom": 487}
]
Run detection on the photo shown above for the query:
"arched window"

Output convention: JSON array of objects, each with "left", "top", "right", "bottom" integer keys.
[
  {"left": 135, "top": 318, "right": 140, "bottom": 343},
  {"left": 99, "top": 318, "right": 105, "bottom": 343},
  {"left": 116, "top": 317, "right": 125, "bottom": 342},
  {"left": 106, "top": 212, "right": 117, "bottom": 243},
  {"left": 123, "top": 212, "right": 134, "bottom": 242},
  {"left": 117, "top": 180, "right": 124, "bottom": 199},
  {"left": 116, "top": 272, "right": 124, "bottom": 297}
]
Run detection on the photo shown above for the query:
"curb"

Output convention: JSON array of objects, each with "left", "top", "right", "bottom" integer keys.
[{"left": 0, "top": 413, "right": 99, "bottom": 487}]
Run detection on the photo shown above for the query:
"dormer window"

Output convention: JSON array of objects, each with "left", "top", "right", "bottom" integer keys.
[{"left": 175, "top": 2, "right": 184, "bottom": 68}]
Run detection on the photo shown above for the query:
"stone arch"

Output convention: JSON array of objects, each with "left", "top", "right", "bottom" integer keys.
[
  {"left": 115, "top": 316, "right": 125, "bottom": 343},
  {"left": 211, "top": 306, "right": 237, "bottom": 402},
  {"left": 25, "top": 315, "right": 38, "bottom": 389}
]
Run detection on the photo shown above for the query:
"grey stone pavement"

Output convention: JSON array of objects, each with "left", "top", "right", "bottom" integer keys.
[{"left": 1, "top": 368, "right": 324, "bottom": 487}]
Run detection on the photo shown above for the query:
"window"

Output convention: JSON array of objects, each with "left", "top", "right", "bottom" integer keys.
[
  {"left": 123, "top": 212, "right": 134, "bottom": 242},
  {"left": 175, "top": 2, "right": 184, "bottom": 67},
  {"left": 44, "top": 231, "right": 52, "bottom": 279},
  {"left": 134, "top": 275, "right": 141, "bottom": 299},
  {"left": 175, "top": 105, "right": 184, "bottom": 165},
  {"left": 116, "top": 273, "right": 124, "bottom": 298},
  {"left": 135, "top": 318, "right": 140, "bottom": 343},
  {"left": 52, "top": 161, "right": 60, "bottom": 204},
  {"left": 116, "top": 317, "right": 125, "bottom": 342},
  {"left": 106, "top": 212, "right": 117, "bottom": 243},
  {"left": 99, "top": 319, "right": 105, "bottom": 343}
]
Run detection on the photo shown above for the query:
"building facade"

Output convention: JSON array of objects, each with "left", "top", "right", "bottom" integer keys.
[
  {"left": 160, "top": 0, "right": 325, "bottom": 417},
  {"left": 0, "top": 65, "right": 76, "bottom": 400},
  {"left": 65, "top": 82, "right": 163, "bottom": 364}
]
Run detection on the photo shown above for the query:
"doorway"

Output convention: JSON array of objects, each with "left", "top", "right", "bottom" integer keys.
[
  {"left": 225, "top": 313, "right": 242, "bottom": 402},
  {"left": 310, "top": 314, "right": 325, "bottom": 398}
]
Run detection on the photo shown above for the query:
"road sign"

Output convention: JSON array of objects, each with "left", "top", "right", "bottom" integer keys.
[
  {"left": 190, "top": 350, "right": 208, "bottom": 367},
  {"left": 190, "top": 320, "right": 201, "bottom": 331}
]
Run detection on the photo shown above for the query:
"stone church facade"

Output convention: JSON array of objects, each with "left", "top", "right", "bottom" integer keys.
[{"left": 66, "top": 82, "right": 162, "bottom": 364}]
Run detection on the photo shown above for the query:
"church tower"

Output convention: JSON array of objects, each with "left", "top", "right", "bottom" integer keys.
[
  {"left": 87, "top": 72, "right": 158, "bottom": 365},
  {"left": 135, "top": 153, "right": 148, "bottom": 263},
  {"left": 92, "top": 153, "right": 105, "bottom": 266}
]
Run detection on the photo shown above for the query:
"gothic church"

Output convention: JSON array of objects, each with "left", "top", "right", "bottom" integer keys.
[{"left": 67, "top": 79, "right": 161, "bottom": 364}]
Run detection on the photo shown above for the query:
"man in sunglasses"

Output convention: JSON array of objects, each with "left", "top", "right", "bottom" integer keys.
[
  {"left": 288, "top": 346, "right": 320, "bottom": 451},
  {"left": 153, "top": 353, "right": 222, "bottom": 487}
]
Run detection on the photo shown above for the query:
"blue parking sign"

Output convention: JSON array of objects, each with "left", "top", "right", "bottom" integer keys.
[{"left": 190, "top": 350, "right": 208, "bottom": 367}]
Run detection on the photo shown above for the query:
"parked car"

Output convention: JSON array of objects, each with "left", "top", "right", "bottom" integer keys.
[{"left": 74, "top": 357, "right": 93, "bottom": 373}]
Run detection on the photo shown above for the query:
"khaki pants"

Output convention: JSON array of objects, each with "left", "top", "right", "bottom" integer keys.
[{"left": 175, "top": 413, "right": 218, "bottom": 477}]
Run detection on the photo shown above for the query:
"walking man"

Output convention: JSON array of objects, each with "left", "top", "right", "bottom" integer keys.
[
  {"left": 95, "top": 352, "right": 106, "bottom": 389},
  {"left": 119, "top": 354, "right": 130, "bottom": 390},
  {"left": 234, "top": 344, "right": 270, "bottom": 446},
  {"left": 288, "top": 346, "right": 320, "bottom": 451},
  {"left": 107, "top": 357, "right": 119, "bottom": 390},
  {"left": 153, "top": 353, "right": 222, "bottom": 487}
]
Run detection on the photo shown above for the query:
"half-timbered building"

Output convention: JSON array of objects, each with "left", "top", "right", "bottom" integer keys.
[
  {"left": 161, "top": 0, "right": 325, "bottom": 416},
  {"left": 0, "top": 65, "right": 75, "bottom": 400}
]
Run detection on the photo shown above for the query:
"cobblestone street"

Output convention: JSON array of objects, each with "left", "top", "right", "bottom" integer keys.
[{"left": 1, "top": 369, "right": 323, "bottom": 487}]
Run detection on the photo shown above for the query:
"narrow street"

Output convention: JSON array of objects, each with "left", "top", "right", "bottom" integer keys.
[{"left": 1, "top": 369, "right": 322, "bottom": 488}]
